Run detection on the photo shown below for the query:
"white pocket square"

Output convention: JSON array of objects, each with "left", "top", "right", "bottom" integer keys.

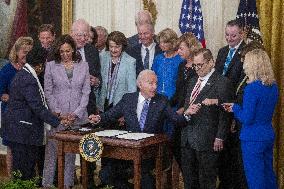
[{"left": 19, "top": 120, "right": 33, "bottom": 125}]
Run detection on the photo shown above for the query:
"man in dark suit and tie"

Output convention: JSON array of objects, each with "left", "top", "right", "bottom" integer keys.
[
  {"left": 89, "top": 69, "right": 195, "bottom": 189},
  {"left": 181, "top": 48, "right": 233, "bottom": 189},
  {"left": 215, "top": 19, "right": 245, "bottom": 90},
  {"left": 215, "top": 19, "right": 246, "bottom": 189},
  {"left": 127, "top": 23, "right": 162, "bottom": 76},
  {"left": 127, "top": 10, "right": 153, "bottom": 48},
  {"left": 71, "top": 19, "right": 101, "bottom": 115},
  {"left": 71, "top": 19, "right": 101, "bottom": 189}
]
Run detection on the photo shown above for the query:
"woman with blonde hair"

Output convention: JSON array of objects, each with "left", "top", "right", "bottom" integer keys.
[
  {"left": 0, "top": 36, "right": 33, "bottom": 177},
  {"left": 223, "top": 49, "right": 278, "bottom": 189},
  {"left": 168, "top": 32, "right": 202, "bottom": 167},
  {"left": 152, "top": 28, "right": 184, "bottom": 153},
  {"left": 152, "top": 28, "right": 184, "bottom": 100},
  {"left": 173, "top": 32, "right": 202, "bottom": 109}
]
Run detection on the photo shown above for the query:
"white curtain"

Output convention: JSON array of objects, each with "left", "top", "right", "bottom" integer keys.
[
  {"left": 0, "top": 0, "right": 18, "bottom": 58},
  {"left": 74, "top": 0, "right": 240, "bottom": 58}
]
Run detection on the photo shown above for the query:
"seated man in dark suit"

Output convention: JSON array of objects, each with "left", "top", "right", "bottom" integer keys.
[
  {"left": 89, "top": 70, "right": 197, "bottom": 189},
  {"left": 127, "top": 23, "right": 162, "bottom": 76}
]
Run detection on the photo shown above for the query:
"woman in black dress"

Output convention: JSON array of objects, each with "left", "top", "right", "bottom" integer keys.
[{"left": 171, "top": 32, "right": 202, "bottom": 166}]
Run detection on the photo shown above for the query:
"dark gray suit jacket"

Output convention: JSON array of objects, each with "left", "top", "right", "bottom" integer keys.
[
  {"left": 215, "top": 41, "right": 246, "bottom": 90},
  {"left": 181, "top": 71, "right": 234, "bottom": 151},
  {"left": 126, "top": 43, "right": 162, "bottom": 76},
  {"left": 127, "top": 34, "right": 140, "bottom": 49},
  {"left": 84, "top": 43, "right": 101, "bottom": 114},
  {"left": 100, "top": 92, "right": 186, "bottom": 134}
]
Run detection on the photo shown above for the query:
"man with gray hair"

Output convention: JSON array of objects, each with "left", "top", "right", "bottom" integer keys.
[
  {"left": 71, "top": 19, "right": 101, "bottom": 189},
  {"left": 94, "top": 26, "right": 108, "bottom": 55},
  {"left": 89, "top": 69, "right": 197, "bottom": 189},
  {"left": 127, "top": 23, "right": 162, "bottom": 76},
  {"left": 71, "top": 19, "right": 101, "bottom": 114},
  {"left": 127, "top": 10, "right": 154, "bottom": 48}
]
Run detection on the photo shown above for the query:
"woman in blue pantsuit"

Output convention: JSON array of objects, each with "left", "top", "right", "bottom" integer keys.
[{"left": 223, "top": 49, "right": 278, "bottom": 189}]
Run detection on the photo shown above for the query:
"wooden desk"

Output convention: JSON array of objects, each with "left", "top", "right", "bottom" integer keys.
[{"left": 51, "top": 131, "right": 168, "bottom": 189}]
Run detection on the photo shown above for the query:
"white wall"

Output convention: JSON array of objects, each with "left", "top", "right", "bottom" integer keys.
[{"left": 73, "top": 0, "right": 240, "bottom": 58}]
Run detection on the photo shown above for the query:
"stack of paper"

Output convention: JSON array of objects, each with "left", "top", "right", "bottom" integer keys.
[
  {"left": 95, "top": 130, "right": 129, "bottom": 137},
  {"left": 116, "top": 133, "right": 154, "bottom": 140},
  {"left": 79, "top": 128, "right": 92, "bottom": 132}
]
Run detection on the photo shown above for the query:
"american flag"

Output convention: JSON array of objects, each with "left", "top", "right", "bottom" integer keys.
[
  {"left": 236, "top": 0, "right": 262, "bottom": 43},
  {"left": 179, "top": 0, "right": 206, "bottom": 47}
]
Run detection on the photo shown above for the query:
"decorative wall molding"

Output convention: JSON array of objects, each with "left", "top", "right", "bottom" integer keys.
[
  {"left": 142, "top": 0, "right": 158, "bottom": 25},
  {"left": 62, "top": 0, "right": 73, "bottom": 34}
]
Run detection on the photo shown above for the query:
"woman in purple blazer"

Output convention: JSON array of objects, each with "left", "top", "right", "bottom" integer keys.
[{"left": 42, "top": 35, "right": 91, "bottom": 188}]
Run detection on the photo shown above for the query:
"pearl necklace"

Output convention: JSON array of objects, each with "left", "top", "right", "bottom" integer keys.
[{"left": 63, "top": 61, "right": 74, "bottom": 69}]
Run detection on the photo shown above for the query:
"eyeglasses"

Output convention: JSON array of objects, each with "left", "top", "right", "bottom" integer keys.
[
  {"left": 192, "top": 59, "right": 210, "bottom": 70},
  {"left": 74, "top": 32, "right": 88, "bottom": 38},
  {"left": 192, "top": 63, "right": 206, "bottom": 70}
]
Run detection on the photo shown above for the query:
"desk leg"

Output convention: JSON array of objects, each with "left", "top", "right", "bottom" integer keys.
[
  {"left": 58, "top": 141, "right": 65, "bottom": 189},
  {"left": 81, "top": 158, "right": 88, "bottom": 189},
  {"left": 172, "top": 158, "right": 180, "bottom": 189},
  {"left": 156, "top": 144, "right": 162, "bottom": 189},
  {"left": 133, "top": 150, "right": 142, "bottom": 189}
]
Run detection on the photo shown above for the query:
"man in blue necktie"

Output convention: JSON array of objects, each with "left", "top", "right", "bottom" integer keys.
[
  {"left": 89, "top": 70, "right": 198, "bottom": 189},
  {"left": 215, "top": 19, "right": 245, "bottom": 90},
  {"left": 215, "top": 19, "right": 248, "bottom": 189}
]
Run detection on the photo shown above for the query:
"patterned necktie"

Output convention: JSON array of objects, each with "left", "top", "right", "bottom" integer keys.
[
  {"left": 77, "top": 48, "right": 86, "bottom": 62},
  {"left": 222, "top": 48, "right": 235, "bottom": 75},
  {"left": 189, "top": 78, "right": 203, "bottom": 105},
  {"left": 144, "top": 48, "right": 150, "bottom": 69},
  {"left": 139, "top": 99, "right": 150, "bottom": 131}
]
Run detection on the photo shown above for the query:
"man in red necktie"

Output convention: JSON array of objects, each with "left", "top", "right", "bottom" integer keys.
[{"left": 181, "top": 48, "right": 234, "bottom": 189}]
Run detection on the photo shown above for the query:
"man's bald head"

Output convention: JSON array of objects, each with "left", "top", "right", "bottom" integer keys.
[{"left": 135, "top": 10, "right": 153, "bottom": 26}]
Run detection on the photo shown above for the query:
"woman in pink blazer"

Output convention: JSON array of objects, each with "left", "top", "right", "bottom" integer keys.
[{"left": 42, "top": 34, "right": 91, "bottom": 188}]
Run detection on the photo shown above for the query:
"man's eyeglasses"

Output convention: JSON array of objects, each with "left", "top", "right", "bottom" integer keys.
[
  {"left": 192, "top": 63, "right": 205, "bottom": 70},
  {"left": 192, "top": 59, "right": 210, "bottom": 70},
  {"left": 74, "top": 32, "right": 88, "bottom": 38}
]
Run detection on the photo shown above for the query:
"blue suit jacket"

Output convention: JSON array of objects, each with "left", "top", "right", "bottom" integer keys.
[
  {"left": 100, "top": 92, "right": 186, "bottom": 134},
  {"left": 233, "top": 80, "right": 278, "bottom": 141},
  {"left": 2, "top": 68, "right": 60, "bottom": 146}
]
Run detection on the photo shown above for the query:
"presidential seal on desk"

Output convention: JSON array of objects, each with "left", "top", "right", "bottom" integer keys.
[{"left": 79, "top": 133, "right": 103, "bottom": 162}]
